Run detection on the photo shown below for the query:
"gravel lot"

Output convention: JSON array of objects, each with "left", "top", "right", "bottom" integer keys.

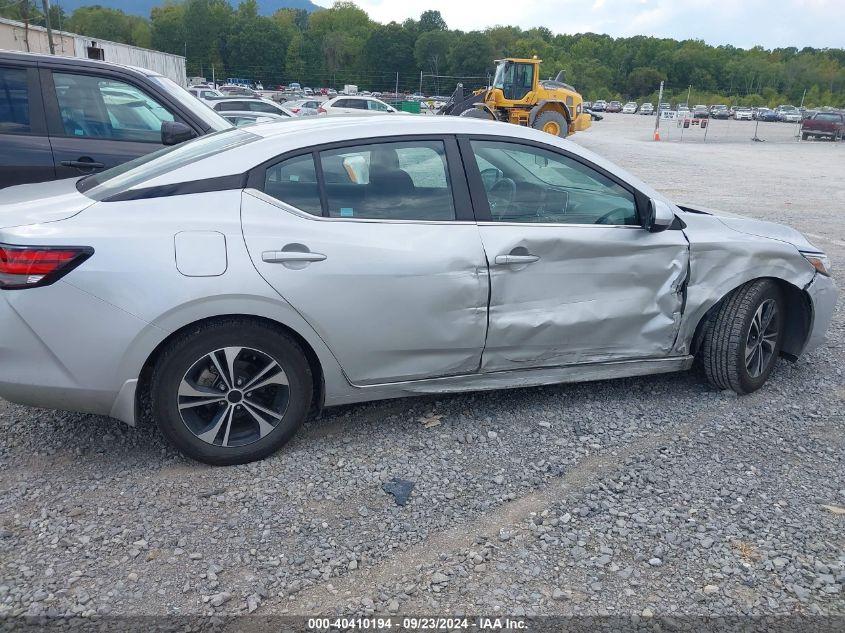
[{"left": 1, "top": 113, "right": 843, "bottom": 625}]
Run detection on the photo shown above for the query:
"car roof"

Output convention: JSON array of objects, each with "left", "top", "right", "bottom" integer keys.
[{"left": 0, "top": 50, "right": 159, "bottom": 77}]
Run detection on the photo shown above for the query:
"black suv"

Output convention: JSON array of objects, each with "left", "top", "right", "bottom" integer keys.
[{"left": 0, "top": 51, "right": 231, "bottom": 188}]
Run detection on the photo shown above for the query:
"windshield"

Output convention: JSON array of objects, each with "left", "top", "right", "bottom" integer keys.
[
  {"left": 77, "top": 128, "right": 258, "bottom": 201},
  {"left": 492, "top": 62, "right": 534, "bottom": 101},
  {"left": 149, "top": 75, "right": 231, "bottom": 131},
  {"left": 815, "top": 112, "right": 842, "bottom": 122}
]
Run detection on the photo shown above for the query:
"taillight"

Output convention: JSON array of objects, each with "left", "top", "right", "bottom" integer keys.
[
  {"left": 291, "top": 108, "right": 300, "bottom": 113},
  {"left": 0, "top": 244, "right": 93, "bottom": 290},
  {"left": 317, "top": 107, "right": 326, "bottom": 114}
]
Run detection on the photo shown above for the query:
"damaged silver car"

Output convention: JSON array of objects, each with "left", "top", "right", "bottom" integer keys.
[{"left": 0, "top": 117, "right": 837, "bottom": 464}]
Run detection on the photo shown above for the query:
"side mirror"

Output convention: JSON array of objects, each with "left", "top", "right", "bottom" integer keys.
[
  {"left": 643, "top": 198, "right": 675, "bottom": 233},
  {"left": 161, "top": 121, "right": 197, "bottom": 146}
]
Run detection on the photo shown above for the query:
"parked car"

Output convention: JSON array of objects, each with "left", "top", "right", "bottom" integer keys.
[
  {"left": 0, "top": 117, "right": 835, "bottom": 464},
  {"left": 734, "top": 107, "right": 753, "bottom": 121},
  {"left": 757, "top": 108, "right": 778, "bottom": 122},
  {"left": 283, "top": 99, "right": 323, "bottom": 116},
  {"left": 692, "top": 105, "right": 709, "bottom": 118},
  {"left": 710, "top": 105, "right": 730, "bottom": 119},
  {"left": 658, "top": 102, "right": 671, "bottom": 111},
  {"left": 303, "top": 87, "right": 314, "bottom": 96},
  {"left": 210, "top": 98, "right": 294, "bottom": 117},
  {"left": 221, "top": 111, "right": 290, "bottom": 127},
  {"left": 606, "top": 101, "right": 622, "bottom": 113},
  {"left": 775, "top": 105, "right": 801, "bottom": 123},
  {"left": 639, "top": 103, "right": 654, "bottom": 115},
  {"left": 189, "top": 86, "right": 223, "bottom": 101},
  {"left": 591, "top": 100, "right": 607, "bottom": 112},
  {"left": 219, "top": 85, "right": 261, "bottom": 98},
  {"left": 320, "top": 95, "right": 400, "bottom": 116},
  {"left": 622, "top": 102, "right": 638, "bottom": 114},
  {"left": 801, "top": 111, "right": 845, "bottom": 141},
  {"left": 676, "top": 105, "right": 691, "bottom": 118},
  {"left": 0, "top": 51, "right": 230, "bottom": 189},
  {"left": 585, "top": 109, "right": 603, "bottom": 121},
  {"left": 327, "top": 89, "right": 338, "bottom": 96},
  {"left": 289, "top": 82, "right": 302, "bottom": 92}
]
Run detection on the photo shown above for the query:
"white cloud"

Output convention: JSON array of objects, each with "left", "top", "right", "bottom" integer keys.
[{"left": 312, "top": 0, "right": 845, "bottom": 49}]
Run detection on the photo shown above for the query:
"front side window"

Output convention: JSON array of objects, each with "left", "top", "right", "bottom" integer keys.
[
  {"left": 0, "top": 66, "right": 30, "bottom": 134},
  {"left": 262, "top": 153, "right": 322, "bottom": 216},
  {"left": 52, "top": 73, "right": 175, "bottom": 142},
  {"left": 470, "top": 140, "right": 638, "bottom": 225},
  {"left": 320, "top": 140, "right": 455, "bottom": 220}
]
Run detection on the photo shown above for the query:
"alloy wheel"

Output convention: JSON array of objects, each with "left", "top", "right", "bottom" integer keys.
[
  {"left": 744, "top": 299, "right": 779, "bottom": 379},
  {"left": 178, "top": 346, "right": 289, "bottom": 448}
]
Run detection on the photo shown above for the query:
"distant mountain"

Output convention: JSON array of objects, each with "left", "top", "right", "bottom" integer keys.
[{"left": 54, "top": 0, "right": 322, "bottom": 18}]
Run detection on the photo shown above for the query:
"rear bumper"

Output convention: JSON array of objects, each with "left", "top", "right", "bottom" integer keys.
[
  {"left": 0, "top": 282, "right": 150, "bottom": 420},
  {"left": 803, "top": 273, "right": 838, "bottom": 356}
]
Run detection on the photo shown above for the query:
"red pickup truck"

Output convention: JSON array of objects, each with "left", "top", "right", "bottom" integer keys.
[{"left": 801, "top": 111, "right": 845, "bottom": 141}]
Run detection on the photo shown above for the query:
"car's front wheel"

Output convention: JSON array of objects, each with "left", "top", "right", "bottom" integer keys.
[
  {"left": 699, "top": 279, "right": 784, "bottom": 394},
  {"left": 151, "top": 320, "right": 313, "bottom": 465}
]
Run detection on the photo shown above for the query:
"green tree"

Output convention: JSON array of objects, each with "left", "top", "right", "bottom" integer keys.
[
  {"left": 626, "top": 66, "right": 666, "bottom": 97},
  {"left": 447, "top": 31, "right": 494, "bottom": 77},
  {"left": 65, "top": 6, "right": 151, "bottom": 47},
  {"left": 419, "top": 9, "right": 447, "bottom": 32}
]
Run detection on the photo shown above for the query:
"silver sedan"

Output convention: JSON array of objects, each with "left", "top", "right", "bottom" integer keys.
[{"left": 0, "top": 117, "right": 837, "bottom": 464}]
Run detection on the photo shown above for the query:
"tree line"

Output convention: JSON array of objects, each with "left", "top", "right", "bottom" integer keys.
[{"left": 4, "top": 0, "right": 844, "bottom": 107}]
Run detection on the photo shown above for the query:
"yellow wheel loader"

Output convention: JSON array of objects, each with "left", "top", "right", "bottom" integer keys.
[{"left": 438, "top": 57, "right": 591, "bottom": 138}]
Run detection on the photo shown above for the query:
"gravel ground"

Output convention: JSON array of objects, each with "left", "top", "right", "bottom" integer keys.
[{"left": 0, "top": 114, "right": 843, "bottom": 626}]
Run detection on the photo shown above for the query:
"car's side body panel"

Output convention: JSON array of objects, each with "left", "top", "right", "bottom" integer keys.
[
  {"left": 241, "top": 190, "right": 490, "bottom": 385},
  {"left": 672, "top": 212, "right": 818, "bottom": 355},
  {"left": 477, "top": 223, "right": 689, "bottom": 369}
]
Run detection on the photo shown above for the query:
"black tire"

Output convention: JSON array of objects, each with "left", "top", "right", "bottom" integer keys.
[
  {"left": 151, "top": 319, "right": 313, "bottom": 465},
  {"left": 532, "top": 110, "right": 569, "bottom": 137},
  {"left": 801, "top": 132, "right": 808, "bottom": 140},
  {"left": 699, "top": 279, "right": 784, "bottom": 394},
  {"left": 459, "top": 108, "right": 494, "bottom": 120}
]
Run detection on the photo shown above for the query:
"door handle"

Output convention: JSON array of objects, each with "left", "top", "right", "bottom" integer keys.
[
  {"left": 262, "top": 251, "right": 327, "bottom": 263},
  {"left": 60, "top": 159, "right": 105, "bottom": 170},
  {"left": 494, "top": 254, "right": 540, "bottom": 265}
]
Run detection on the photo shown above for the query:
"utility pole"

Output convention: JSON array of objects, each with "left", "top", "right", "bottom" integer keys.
[
  {"left": 654, "top": 80, "right": 664, "bottom": 141},
  {"left": 395, "top": 72, "right": 398, "bottom": 98},
  {"left": 419, "top": 70, "right": 423, "bottom": 96},
  {"left": 42, "top": 0, "right": 55, "bottom": 54},
  {"left": 686, "top": 84, "right": 691, "bottom": 107}
]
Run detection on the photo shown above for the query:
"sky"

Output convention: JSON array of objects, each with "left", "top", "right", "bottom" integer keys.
[{"left": 312, "top": 0, "right": 845, "bottom": 50}]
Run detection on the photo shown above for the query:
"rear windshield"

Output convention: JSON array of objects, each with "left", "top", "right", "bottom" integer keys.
[
  {"left": 77, "top": 128, "right": 258, "bottom": 201},
  {"left": 814, "top": 112, "right": 842, "bottom": 122}
]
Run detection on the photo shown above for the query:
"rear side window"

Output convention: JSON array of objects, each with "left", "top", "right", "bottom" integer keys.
[
  {"left": 52, "top": 72, "right": 175, "bottom": 142},
  {"left": 320, "top": 140, "right": 455, "bottom": 220},
  {"left": 263, "top": 154, "right": 321, "bottom": 216},
  {"left": 248, "top": 101, "right": 279, "bottom": 114},
  {"left": 0, "top": 67, "right": 30, "bottom": 134}
]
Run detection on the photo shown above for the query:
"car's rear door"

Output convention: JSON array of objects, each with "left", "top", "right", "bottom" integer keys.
[
  {"left": 0, "top": 59, "right": 54, "bottom": 188},
  {"left": 461, "top": 136, "right": 689, "bottom": 371},
  {"left": 241, "top": 135, "right": 489, "bottom": 385}
]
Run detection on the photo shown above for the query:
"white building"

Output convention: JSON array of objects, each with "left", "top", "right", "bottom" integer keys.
[{"left": 0, "top": 16, "right": 187, "bottom": 86}]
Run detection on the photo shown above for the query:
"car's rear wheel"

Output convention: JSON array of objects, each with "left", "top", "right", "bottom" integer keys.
[
  {"left": 151, "top": 320, "right": 312, "bottom": 465},
  {"left": 699, "top": 279, "right": 784, "bottom": 394}
]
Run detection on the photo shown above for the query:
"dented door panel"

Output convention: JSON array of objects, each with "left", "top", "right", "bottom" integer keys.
[{"left": 479, "top": 224, "right": 690, "bottom": 371}]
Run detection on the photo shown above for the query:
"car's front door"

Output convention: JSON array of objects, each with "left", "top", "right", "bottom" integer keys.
[
  {"left": 41, "top": 70, "right": 185, "bottom": 179},
  {"left": 463, "top": 137, "right": 689, "bottom": 371},
  {"left": 241, "top": 136, "right": 489, "bottom": 385}
]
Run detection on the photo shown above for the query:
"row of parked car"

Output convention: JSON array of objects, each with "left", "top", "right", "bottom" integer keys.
[
  {"left": 187, "top": 84, "right": 408, "bottom": 126},
  {"left": 585, "top": 99, "right": 838, "bottom": 125}
]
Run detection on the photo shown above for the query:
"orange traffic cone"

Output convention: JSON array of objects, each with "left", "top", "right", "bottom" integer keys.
[{"left": 653, "top": 129, "right": 661, "bottom": 141}]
